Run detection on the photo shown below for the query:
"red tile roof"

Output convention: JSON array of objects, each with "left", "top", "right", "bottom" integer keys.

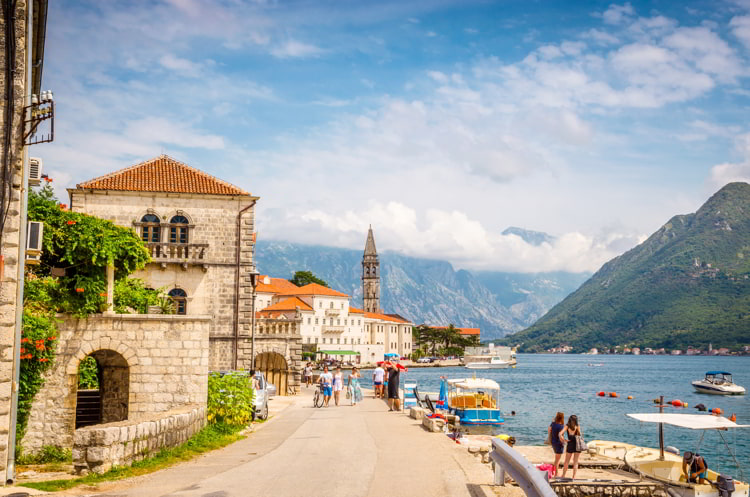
[
  {"left": 276, "top": 283, "right": 349, "bottom": 298},
  {"left": 259, "top": 297, "right": 313, "bottom": 313},
  {"left": 76, "top": 155, "right": 250, "bottom": 196},
  {"left": 365, "top": 311, "right": 411, "bottom": 324},
  {"left": 349, "top": 307, "right": 364, "bottom": 314},
  {"left": 433, "top": 326, "right": 480, "bottom": 336},
  {"left": 256, "top": 275, "right": 298, "bottom": 294}
]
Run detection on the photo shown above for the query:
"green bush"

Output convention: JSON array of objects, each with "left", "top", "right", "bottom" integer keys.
[
  {"left": 77, "top": 356, "right": 99, "bottom": 390},
  {"left": 113, "top": 278, "right": 172, "bottom": 314},
  {"left": 17, "top": 445, "right": 72, "bottom": 465},
  {"left": 207, "top": 372, "right": 254, "bottom": 426}
]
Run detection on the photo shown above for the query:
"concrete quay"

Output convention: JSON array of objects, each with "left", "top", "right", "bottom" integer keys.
[{"left": 32, "top": 387, "right": 496, "bottom": 497}]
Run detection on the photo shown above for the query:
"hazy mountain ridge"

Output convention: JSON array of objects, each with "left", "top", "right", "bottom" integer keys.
[
  {"left": 254, "top": 240, "right": 589, "bottom": 340},
  {"left": 505, "top": 182, "right": 750, "bottom": 351}
]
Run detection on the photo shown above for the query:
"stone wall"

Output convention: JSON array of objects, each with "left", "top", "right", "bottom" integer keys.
[
  {"left": 238, "top": 316, "right": 303, "bottom": 395},
  {"left": 21, "top": 314, "right": 211, "bottom": 454},
  {"left": 73, "top": 405, "right": 206, "bottom": 475},
  {"left": 69, "top": 188, "right": 256, "bottom": 370},
  {"left": 0, "top": 0, "right": 28, "bottom": 480}
]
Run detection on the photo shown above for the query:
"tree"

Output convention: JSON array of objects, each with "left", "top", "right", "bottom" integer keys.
[{"left": 290, "top": 270, "right": 328, "bottom": 288}]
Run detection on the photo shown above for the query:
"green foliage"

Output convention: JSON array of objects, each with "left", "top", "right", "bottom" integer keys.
[
  {"left": 19, "top": 423, "right": 245, "bottom": 492},
  {"left": 17, "top": 308, "right": 58, "bottom": 442},
  {"left": 77, "top": 356, "right": 99, "bottom": 390},
  {"left": 290, "top": 270, "right": 328, "bottom": 288},
  {"left": 413, "top": 324, "right": 478, "bottom": 356},
  {"left": 113, "top": 278, "right": 172, "bottom": 314},
  {"left": 207, "top": 372, "right": 255, "bottom": 426},
  {"left": 506, "top": 182, "right": 750, "bottom": 352},
  {"left": 27, "top": 184, "right": 150, "bottom": 317},
  {"left": 17, "top": 445, "right": 72, "bottom": 465}
]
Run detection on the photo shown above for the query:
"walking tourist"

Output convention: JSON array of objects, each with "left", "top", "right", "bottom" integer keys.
[
  {"left": 561, "top": 414, "right": 583, "bottom": 479},
  {"left": 333, "top": 366, "right": 344, "bottom": 406},
  {"left": 548, "top": 412, "right": 565, "bottom": 470},
  {"left": 319, "top": 366, "right": 333, "bottom": 407},
  {"left": 387, "top": 363, "right": 401, "bottom": 411},
  {"left": 348, "top": 367, "right": 364, "bottom": 406},
  {"left": 373, "top": 363, "right": 385, "bottom": 399},
  {"left": 303, "top": 362, "right": 313, "bottom": 388}
]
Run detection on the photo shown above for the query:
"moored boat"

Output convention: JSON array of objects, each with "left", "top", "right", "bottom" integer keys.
[
  {"left": 442, "top": 377, "right": 504, "bottom": 425},
  {"left": 692, "top": 371, "right": 746, "bottom": 395},
  {"left": 465, "top": 356, "right": 511, "bottom": 369}
]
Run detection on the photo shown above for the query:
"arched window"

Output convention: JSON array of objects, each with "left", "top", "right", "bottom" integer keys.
[
  {"left": 169, "top": 215, "right": 189, "bottom": 244},
  {"left": 140, "top": 214, "right": 161, "bottom": 243},
  {"left": 168, "top": 288, "right": 187, "bottom": 315}
]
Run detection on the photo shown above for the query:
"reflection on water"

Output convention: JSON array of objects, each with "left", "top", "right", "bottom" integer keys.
[{"left": 359, "top": 354, "right": 750, "bottom": 476}]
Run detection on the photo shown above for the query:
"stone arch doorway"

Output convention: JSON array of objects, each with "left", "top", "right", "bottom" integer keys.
[
  {"left": 75, "top": 350, "right": 130, "bottom": 428},
  {"left": 255, "top": 352, "right": 289, "bottom": 396}
]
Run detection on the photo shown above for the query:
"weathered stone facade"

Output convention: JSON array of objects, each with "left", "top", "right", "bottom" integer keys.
[
  {"left": 68, "top": 184, "right": 256, "bottom": 371},
  {"left": 238, "top": 316, "right": 303, "bottom": 395},
  {"left": 73, "top": 405, "right": 206, "bottom": 475},
  {"left": 21, "top": 314, "right": 211, "bottom": 453}
]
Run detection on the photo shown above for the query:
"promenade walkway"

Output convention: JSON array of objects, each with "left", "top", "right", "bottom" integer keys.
[{"left": 66, "top": 388, "right": 492, "bottom": 497}]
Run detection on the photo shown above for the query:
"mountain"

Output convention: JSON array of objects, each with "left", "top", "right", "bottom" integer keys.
[
  {"left": 254, "top": 240, "right": 589, "bottom": 340},
  {"left": 501, "top": 227, "right": 555, "bottom": 246},
  {"left": 504, "top": 182, "right": 750, "bottom": 352}
]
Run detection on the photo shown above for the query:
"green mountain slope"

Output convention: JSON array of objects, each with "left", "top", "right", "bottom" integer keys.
[{"left": 506, "top": 182, "right": 750, "bottom": 352}]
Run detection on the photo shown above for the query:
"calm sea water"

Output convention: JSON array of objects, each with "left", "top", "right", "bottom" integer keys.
[{"left": 361, "top": 354, "right": 750, "bottom": 477}]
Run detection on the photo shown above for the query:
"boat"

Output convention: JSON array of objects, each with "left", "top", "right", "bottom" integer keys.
[
  {"left": 442, "top": 377, "right": 504, "bottom": 425},
  {"left": 465, "top": 356, "right": 511, "bottom": 369},
  {"left": 589, "top": 413, "right": 750, "bottom": 497},
  {"left": 692, "top": 371, "right": 746, "bottom": 395}
]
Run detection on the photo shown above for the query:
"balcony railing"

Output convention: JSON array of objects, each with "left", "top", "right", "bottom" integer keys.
[
  {"left": 325, "top": 309, "right": 340, "bottom": 316},
  {"left": 321, "top": 325, "right": 345, "bottom": 334},
  {"left": 147, "top": 243, "right": 209, "bottom": 265}
]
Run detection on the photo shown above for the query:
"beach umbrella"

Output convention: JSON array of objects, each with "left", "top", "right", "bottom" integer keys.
[{"left": 438, "top": 380, "right": 447, "bottom": 406}]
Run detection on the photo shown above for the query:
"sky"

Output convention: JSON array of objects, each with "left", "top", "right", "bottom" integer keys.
[{"left": 38, "top": 0, "right": 750, "bottom": 273}]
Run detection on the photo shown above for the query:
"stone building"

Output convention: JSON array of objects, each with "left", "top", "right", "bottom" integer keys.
[
  {"left": 0, "top": 0, "right": 48, "bottom": 481},
  {"left": 69, "top": 155, "right": 259, "bottom": 372}
]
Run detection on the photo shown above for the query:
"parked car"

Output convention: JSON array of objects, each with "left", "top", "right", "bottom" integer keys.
[
  {"left": 252, "top": 371, "right": 277, "bottom": 421},
  {"left": 416, "top": 357, "right": 432, "bottom": 364}
]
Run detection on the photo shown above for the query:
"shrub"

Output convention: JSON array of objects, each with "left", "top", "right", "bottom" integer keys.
[
  {"left": 207, "top": 372, "right": 254, "bottom": 426},
  {"left": 17, "top": 445, "right": 72, "bottom": 465},
  {"left": 77, "top": 356, "right": 99, "bottom": 390}
]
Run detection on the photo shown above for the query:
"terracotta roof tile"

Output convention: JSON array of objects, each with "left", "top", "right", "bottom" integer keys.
[
  {"left": 364, "top": 311, "right": 411, "bottom": 324},
  {"left": 277, "top": 283, "right": 349, "bottom": 298},
  {"left": 349, "top": 307, "right": 364, "bottom": 314},
  {"left": 256, "top": 275, "right": 298, "bottom": 294},
  {"left": 260, "top": 297, "right": 313, "bottom": 313},
  {"left": 76, "top": 155, "right": 250, "bottom": 196},
  {"left": 433, "top": 326, "right": 480, "bottom": 335}
]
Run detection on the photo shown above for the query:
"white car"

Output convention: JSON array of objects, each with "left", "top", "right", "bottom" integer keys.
[{"left": 252, "top": 371, "right": 277, "bottom": 421}]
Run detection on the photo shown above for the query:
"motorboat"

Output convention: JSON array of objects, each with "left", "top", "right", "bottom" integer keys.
[
  {"left": 692, "top": 371, "right": 746, "bottom": 395},
  {"left": 464, "top": 356, "right": 511, "bottom": 369},
  {"left": 590, "top": 413, "right": 749, "bottom": 497},
  {"left": 442, "top": 377, "right": 504, "bottom": 425}
]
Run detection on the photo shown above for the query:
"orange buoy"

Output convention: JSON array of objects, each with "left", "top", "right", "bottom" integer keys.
[
  {"left": 597, "top": 391, "right": 606, "bottom": 397},
  {"left": 627, "top": 396, "right": 633, "bottom": 400},
  {"left": 671, "top": 400, "right": 683, "bottom": 407},
  {"left": 730, "top": 414, "right": 737, "bottom": 422},
  {"left": 712, "top": 407, "right": 723, "bottom": 415},
  {"left": 609, "top": 392, "right": 618, "bottom": 398}
]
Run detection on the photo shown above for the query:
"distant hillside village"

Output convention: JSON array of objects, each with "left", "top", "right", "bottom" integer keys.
[{"left": 547, "top": 344, "right": 750, "bottom": 356}]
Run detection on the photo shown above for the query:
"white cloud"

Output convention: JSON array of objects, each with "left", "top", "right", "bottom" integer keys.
[
  {"left": 271, "top": 40, "right": 324, "bottom": 58},
  {"left": 159, "top": 54, "right": 203, "bottom": 77},
  {"left": 730, "top": 15, "right": 750, "bottom": 50},
  {"left": 601, "top": 3, "right": 636, "bottom": 25},
  {"left": 709, "top": 133, "right": 750, "bottom": 188}
]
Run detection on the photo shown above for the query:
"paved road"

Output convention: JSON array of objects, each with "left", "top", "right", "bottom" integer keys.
[{"left": 72, "top": 389, "right": 492, "bottom": 497}]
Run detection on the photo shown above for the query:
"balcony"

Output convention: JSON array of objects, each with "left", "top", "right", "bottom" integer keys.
[
  {"left": 321, "top": 325, "right": 345, "bottom": 334},
  {"left": 325, "top": 309, "right": 340, "bottom": 316},
  {"left": 147, "top": 243, "right": 209, "bottom": 270}
]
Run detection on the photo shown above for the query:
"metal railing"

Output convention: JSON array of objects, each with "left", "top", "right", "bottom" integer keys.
[{"left": 146, "top": 243, "right": 208, "bottom": 262}]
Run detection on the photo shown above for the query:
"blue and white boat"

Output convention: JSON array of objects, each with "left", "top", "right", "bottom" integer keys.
[
  {"left": 692, "top": 371, "right": 746, "bottom": 395},
  {"left": 442, "top": 378, "right": 504, "bottom": 425}
]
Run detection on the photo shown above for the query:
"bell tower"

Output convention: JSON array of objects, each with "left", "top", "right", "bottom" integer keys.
[{"left": 362, "top": 226, "right": 380, "bottom": 313}]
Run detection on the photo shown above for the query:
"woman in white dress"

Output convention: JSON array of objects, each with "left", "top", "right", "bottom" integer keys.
[{"left": 333, "top": 366, "right": 344, "bottom": 406}]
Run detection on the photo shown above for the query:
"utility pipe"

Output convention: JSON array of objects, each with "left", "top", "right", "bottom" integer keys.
[
  {"left": 233, "top": 200, "right": 256, "bottom": 370},
  {"left": 6, "top": 0, "right": 33, "bottom": 483}
]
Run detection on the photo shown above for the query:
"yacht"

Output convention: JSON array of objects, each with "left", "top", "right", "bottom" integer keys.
[
  {"left": 692, "top": 371, "right": 746, "bottom": 395},
  {"left": 464, "top": 356, "right": 511, "bottom": 369}
]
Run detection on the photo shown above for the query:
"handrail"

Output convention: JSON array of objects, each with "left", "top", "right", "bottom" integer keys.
[{"left": 490, "top": 438, "right": 557, "bottom": 497}]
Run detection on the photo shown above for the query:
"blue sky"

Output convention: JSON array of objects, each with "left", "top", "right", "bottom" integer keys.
[{"left": 40, "top": 0, "right": 750, "bottom": 272}]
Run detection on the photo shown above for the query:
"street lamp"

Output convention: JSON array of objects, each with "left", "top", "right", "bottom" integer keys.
[{"left": 249, "top": 267, "right": 260, "bottom": 369}]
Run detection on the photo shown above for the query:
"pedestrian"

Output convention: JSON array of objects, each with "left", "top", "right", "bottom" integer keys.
[
  {"left": 348, "top": 367, "right": 364, "bottom": 406},
  {"left": 561, "top": 414, "right": 583, "bottom": 479},
  {"left": 319, "top": 365, "right": 333, "bottom": 407},
  {"left": 548, "top": 412, "right": 565, "bottom": 471},
  {"left": 387, "top": 363, "right": 401, "bottom": 411},
  {"left": 333, "top": 366, "right": 344, "bottom": 406},
  {"left": 303, "top": 362, "right": 313, "bottom": 388},
  {"left": 373, "top": 362, "right": 385, "bottom": 399}
]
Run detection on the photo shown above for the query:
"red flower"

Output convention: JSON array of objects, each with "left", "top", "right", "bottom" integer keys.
[
  {"left": 20, "top": 348, "right": 26, "bottom": 353},
  {"left": 67, "top": 220, "right": 76, "bottom": 225},
  {"left": 43, "top": 177, "right": 52, "bottom": 183},
  {"left": 75, "top": 288, "right": 84, "bottom": 293},
  {"left": 39, "top": 358, "right": 49, "bottom": 363},
  {"left": 47, "top": 336, "right": 56, "bottom": 341},
  {"left": 59, "top": 204, "right": 67, "bottom": 211},
  {"left": 99, "top": 292, "right": 108, "bottom": 297},
  {"left": 21, "top": 338, "right": 29, "bottom": 344}
]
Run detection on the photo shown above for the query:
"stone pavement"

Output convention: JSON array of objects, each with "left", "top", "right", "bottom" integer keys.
[{"left": 43, "top": 387, "right": 493, "bottom": 497}]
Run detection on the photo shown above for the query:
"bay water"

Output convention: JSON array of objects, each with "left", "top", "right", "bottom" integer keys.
[{"left": 361, "top": 354, "right": 750, "bottom": 477}]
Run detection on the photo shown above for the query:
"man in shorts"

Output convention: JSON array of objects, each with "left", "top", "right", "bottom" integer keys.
[
  {"left": 303, "top": 362, "right": 313, "bottom": 388},
  {"left": 319, "top": 365, "right": 333, "bottom": 407},
  {"left": 682, "top": 451, "right": 708, "bottom": 484},
  {"left": 373, "top": 363, "right": 385, "bottom": 399}
]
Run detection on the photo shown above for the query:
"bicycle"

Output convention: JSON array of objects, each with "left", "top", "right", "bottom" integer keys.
[{"left": 313, "top": 383, "right": 325, "bottom": 408}]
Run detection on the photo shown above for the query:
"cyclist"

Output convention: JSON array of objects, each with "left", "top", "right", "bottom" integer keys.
[{"left": 319, "top": 365, "right": 333, "bottom": 407}]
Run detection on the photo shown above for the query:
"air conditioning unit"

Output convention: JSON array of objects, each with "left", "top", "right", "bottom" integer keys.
[
  {"left": 28, "top": 157, "right": 43, "bottom": 186},
  {"left": 26, "top": 221, "right": 43, "bottom": 256}
]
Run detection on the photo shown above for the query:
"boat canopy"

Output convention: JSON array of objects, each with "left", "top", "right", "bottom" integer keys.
[
  {"left": 705, "top": 371, "right": 732, "bottom": 376},
  {"left": 446, "top": 378, "right": 500, "bottom": 390},
  {"left": 627, "top": 413, "right": 750, "bottom": 430}
]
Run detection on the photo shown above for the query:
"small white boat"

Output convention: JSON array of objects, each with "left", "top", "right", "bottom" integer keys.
[
  {"left": 464, "top": 356, "right": 510, "bottom": 369},
  {"left": 692, "top": 371, "right": 746, "bottom": 395}
]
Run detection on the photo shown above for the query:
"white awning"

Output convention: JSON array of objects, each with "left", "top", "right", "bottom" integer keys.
[
  {"left": 447, "top": 378, "right": 500, "bottom": 390},
  {"left": 627, "top": 413, "right": 750, "bottom": 430}
]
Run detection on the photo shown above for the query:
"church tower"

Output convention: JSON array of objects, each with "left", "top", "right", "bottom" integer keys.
[{"left": 362, "top": 226, "right": 380, "bottom": 313}]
